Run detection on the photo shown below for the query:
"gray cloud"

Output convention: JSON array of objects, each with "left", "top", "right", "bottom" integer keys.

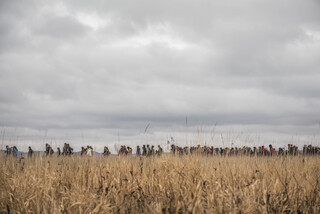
[{"left": 0, "top": 0, "right": 320, "bottom": 151}]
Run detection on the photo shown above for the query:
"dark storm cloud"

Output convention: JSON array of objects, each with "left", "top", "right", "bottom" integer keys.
[{"left": 0, "top": 0, "right": 320, "bottom": 150}]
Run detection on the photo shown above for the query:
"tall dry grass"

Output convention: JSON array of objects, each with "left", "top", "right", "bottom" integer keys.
[{"left": 0, "top": 155, "right": 320, "bottom": 213}]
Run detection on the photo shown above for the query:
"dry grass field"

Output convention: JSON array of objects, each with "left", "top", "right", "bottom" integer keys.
[{"left": 1, "top": 155, "right": 320, "bottom": 213}]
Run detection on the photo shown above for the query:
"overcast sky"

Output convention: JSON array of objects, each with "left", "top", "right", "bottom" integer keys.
[{"left": 1, "top": 0, "right": 320, "bottom": 152}]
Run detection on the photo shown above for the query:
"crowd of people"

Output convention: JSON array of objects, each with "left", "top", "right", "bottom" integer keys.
[
  {"left": 62, "top": 143, "right": 73, "bottom": 156},
  {"left": 5, "top": 145, "right": 19, "bottom": 156},
  {"left": 81, "top": 145, "right": 93, "bottom": 156},
  {"left": 118, "top": 146, "right": 133, "bottom": 155},
  {"left": 170, "top": 144, "right": 278, "bottom": 156},
  {"left": 136, "top": 145, "right": 164, "bottom": 156},
  {"left": 3, "top": 143, "right": 320, "bottom": 157},
  {"left": 168, "top": 144, "right": 320, "bottom": 156},
  {"left": 303, "top": 144, "right": 320, "bottom": 155}
]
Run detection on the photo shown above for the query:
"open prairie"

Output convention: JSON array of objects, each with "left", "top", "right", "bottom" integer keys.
[{"left": 1, "top": 155, "right": 320, "bottom": 213}]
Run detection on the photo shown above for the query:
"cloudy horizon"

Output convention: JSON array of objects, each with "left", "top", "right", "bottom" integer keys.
[{"left": 1, "top": 0, "right": 320, "bottom": 152}]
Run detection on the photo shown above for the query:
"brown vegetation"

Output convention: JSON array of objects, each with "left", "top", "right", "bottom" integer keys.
[{"left": 1, "top": 155, "right": 320, "bottom": 213}]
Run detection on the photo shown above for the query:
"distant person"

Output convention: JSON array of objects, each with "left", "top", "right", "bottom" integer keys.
[
  {"left": 127, "top": 147, "right": 132, "bottom": 155},
  {"left": 136, "top": 146, "right": 141, "bottom": 156},
  {"left": 57, "top": 147, "right": 61, "bottom": 156},
  {"left": 81, "top": 147, "right": 87, "bottom": 156},
  {"left": 28, "top": 146, "right": 34, "bottom": 157},
  {"left": 157, "top": 145, "right": 163, "bottom": 156},
  {"left": 119, "top": 145, "right": 128, "bottom": 155},
  {"left": 103, "top": 146, "right": 111, "bottom": 156},
  {"left": 45, "top": 144, "right": 54, "bottom": 156},
  {"left": 66, "top": 144, "right": 73, "bottom": 155},
  {"left": 142, "top": 145, "right": 147, "bottom": 156},
  {"left": 63, "top": 143, "right": 68, "bottom": 155},
  {"left": 13, "top": 146, "right": 18, "bottom": 156},
  {"left": 69, "top": 144, "right": 74, "bottom": 155},
  {"left": 147, "top": 145, "right": 151, "bottom": 156},
  {"left": 269, "top": 144, "right": 274, "bottom": 156},
  {"left": 5, "top": 145, "right": 11, "bottom": 155},
  {"left": 86, "top": 145, "right": 93, "bottom": 156},
  {"left": 170, "top": 144, "right": 175, "bottom": 155}
]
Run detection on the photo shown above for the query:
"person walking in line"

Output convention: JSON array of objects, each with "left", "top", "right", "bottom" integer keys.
[
  {"left": 136, "top": 146, "right": 141, "bottom": 156},
  {"left": 45, "top": 144, "right": 54, "bottom": 156},
  {"left": 57, "top": 147, "right": 61, "bottom": 156},
  {"left": 86, "top": 145, "right": 93, "bottom": 156},
  {"left": 28, "top": 146, "right": 34, "bottom": 157},
  {"left": 146, "top": 145, "right": 151, "bottom": 156},
  {"left": 5, "top": 145, "right": 11, "bottom": 156},
  {"left": 62, "top": 143, "right": 67, "bottom": 156},
  {"left": 127, "top": 147, "right": 132, "bottom": 155},
  {"left": 103, "top": 146, "right": 111, "bottom": 156},
  {"left": 81, "top": 147, "right": 87, "bottom": 156},
  {"left": 67, "top": 144, "right": 73, "bottom": 155},
  {"left": 13, "top": 146, "right": 18, "bottom": 156},
  {"left": 142, "top": 145, "right": 147, "bottom": 156},
  {"left": 157, "top": 145, "right": 163, "bottom": 156}
]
